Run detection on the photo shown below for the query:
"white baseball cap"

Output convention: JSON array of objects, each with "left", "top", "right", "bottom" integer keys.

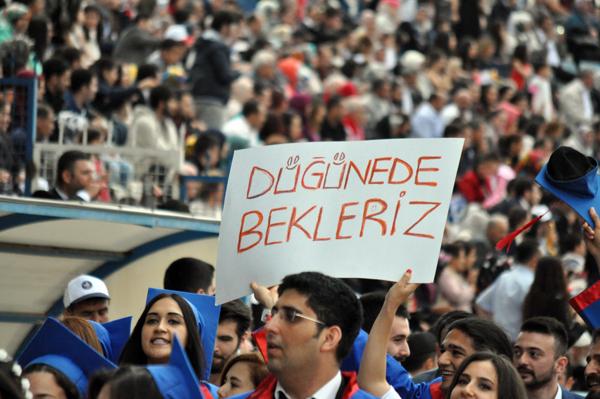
[{"left": 63, "top": 275, "right": 110, "bottom": 308}]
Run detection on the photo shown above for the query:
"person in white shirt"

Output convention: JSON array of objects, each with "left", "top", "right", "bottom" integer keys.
[
  {"left": 476, "top": 238, "right": 541, "bottom": 341},
  {"left": 528, "top": 63, "right": 555, "bottom": 122},
  {"left": 222, "top": 99, "right": 266, "bottom": 148}
]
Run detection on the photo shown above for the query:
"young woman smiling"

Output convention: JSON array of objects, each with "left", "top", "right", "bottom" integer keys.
[
  {"left": 119, "top": 293, "right": 206, "bottom": 380},
  {"left": 446, "top": 352, "right": 527, "bottom": 399}
]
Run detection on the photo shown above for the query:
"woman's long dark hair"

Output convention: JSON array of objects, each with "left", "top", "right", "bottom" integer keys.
[
  {"left": 95, "top": 366, "right": 162, "bottom": 399},
  {"left": 446, "top": 352, "right": 527, "bottom": 399},
  {"left": 118, "top": 293, "right": 206, "bottom": 380},
  {"left": 522, "top": 256, "right": 570, "bottom": 329},
  {"left": 24, "top": 364, "right": 80, "bottom": 399}
]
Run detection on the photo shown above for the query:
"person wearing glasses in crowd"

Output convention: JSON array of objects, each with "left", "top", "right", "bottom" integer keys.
[{"left": 234, "top": 272, "right": 377, "bottom": 399}]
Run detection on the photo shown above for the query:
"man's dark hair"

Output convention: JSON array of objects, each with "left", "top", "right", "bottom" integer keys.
[
  {"left": 520, "top": 316, "right": 568, "bottom": 357},
  {"left": 211, "top": 10, "right": 241, "bottom": 32},
  {"left": 560, "top": 232, "right": 583, "bottom": 254},
  {"left": 242, "top": 99, "right": 260, "bottom": 118},
  {"left": 326, "top": 95, "right": 343, "bottom": 111},
  {"left": 512, "top": 177, "right": 533, "bottom": 198},
  {"left": 430, "top": 310, "right": 474, "bottom": 344},
  {"left": 70, "top": 68, "right": 93, "bottom": 94},
  {"left": 446, "top": 317, "right": 513, "bottom": 359},
  {"left": 56, "top": 150, "right": 90, "bottom": 185},
  {"left": 57, "top": 47, "right": 81, "bottom": 67},
  {"left": 149, "top": 85, "right": 173, "bottom": 110},
  {"left": 160, "top": 38, "right": 185, "bottom": 51},
  {"left": 93, "top": 57, "right": 115, "bottom": 77},
  {"left": 278, "top": 272, "right": 362, "bottom": 362},
  {"left": 43, "top": 57, "right": 68, "bottom": 80},
  {"left": 594, "top": 329, "right": 600, "bottom": 344},
  {"left": 219, "top": 299, "right": 252, "bottom": 340},
  {"left": 360, "top": 291, "right": 408, "bottom": 333},
  {"left": 515, "top": 238, "right": 541, "bottom": 264},
  {"left": 136, "top": 63, "right": 159, "bottom": 82},
  {"left": 37, "top": 102, "right": 53, "bottom": 119},
  {"left": 163, "top": 257, "right": 215, "bottom": 293}
]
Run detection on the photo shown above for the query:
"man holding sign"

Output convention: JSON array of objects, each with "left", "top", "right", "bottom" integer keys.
[{"left": 216, "top": 139, "right": 464, "bottom": 304}]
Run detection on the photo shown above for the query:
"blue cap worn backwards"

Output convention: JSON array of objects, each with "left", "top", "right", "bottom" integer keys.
[
  {"left": 90, "top": 317, "right": 132, "bottom": 363},
  {"left": 536, "top": 146, "right": 600, "bottom": 227},
  {"left": 146, "top": 288, "right": 221, "bottom": 381},
  {"left": 147, "top": 335, "right": 203, "bottom": 399},
  {"left": 18, "top": 318, "right": 116, "bottom": 397}
]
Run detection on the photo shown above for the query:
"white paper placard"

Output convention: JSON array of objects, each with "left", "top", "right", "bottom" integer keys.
[{"left": 216, "top": 138, "right": 463, "bottom": 304}]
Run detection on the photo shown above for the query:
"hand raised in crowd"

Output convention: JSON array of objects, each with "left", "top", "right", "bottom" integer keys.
[
  {"left": 582, "top": 207, "right": 600, "bottom": 263},
  {"left": 383, "top": 269, "right": 420, "bottom": 314},
  {"left": 250, "top": 282, "right": 278, "bottom": 309},
  {"left": 358, "top": 269, "right": 419, "bottom": 398}
]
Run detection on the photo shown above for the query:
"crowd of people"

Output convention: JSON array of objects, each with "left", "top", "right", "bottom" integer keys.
[{"left": 0, "top": 0, "right": 599, "bottom": 397}]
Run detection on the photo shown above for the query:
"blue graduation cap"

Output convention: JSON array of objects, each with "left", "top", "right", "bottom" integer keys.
[
  {"left": 536, "top": 146, "right": 600, "bottom": 227},
  {"left": 18, "top": 318, "right": 116, "bottom": 396},
  {"left": 146, "top": 288, "right": 221, "bottom": 380},
  {"left": 147, "top": 335, "right": 202, "bottom": 399},
  {"left": 90, "top": 317, "right": 132, "bottom": 363}
]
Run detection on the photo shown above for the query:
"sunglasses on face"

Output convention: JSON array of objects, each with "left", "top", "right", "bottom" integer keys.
[{"left": 262, "top": 306, "right": 325, "bottom": 326}]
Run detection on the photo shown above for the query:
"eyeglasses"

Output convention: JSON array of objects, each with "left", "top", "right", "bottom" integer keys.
[{"left": 262, "top": 306, "right": 325, "bottom": 326}]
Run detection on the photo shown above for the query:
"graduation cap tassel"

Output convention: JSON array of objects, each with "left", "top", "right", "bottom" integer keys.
[{"left": 495, "top": 211, "right": 548, "bottom": 253}]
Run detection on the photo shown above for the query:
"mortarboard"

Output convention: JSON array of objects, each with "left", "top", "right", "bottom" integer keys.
[
  {"left": 570, "top": 279, "right": 600, "bottom": 330},
  {"left": 17, "top": 318, "right": 116, "bottom": 396},
  {"left": 146, "top": 288, "right": 221, "bottom": 380},
  {"left": 536, "top": 146, "right": 600, "bottom": 227},
  {"left": 90, "top": 317, "right": 132, "bottom": 363},
  {"left": 147, "top": 335, "right": 203, "bottom": 399}
]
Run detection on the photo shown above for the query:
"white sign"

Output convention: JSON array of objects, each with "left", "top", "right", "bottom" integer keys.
[{"left": 216, "top": 139, "right": 463, "bottom": 304}]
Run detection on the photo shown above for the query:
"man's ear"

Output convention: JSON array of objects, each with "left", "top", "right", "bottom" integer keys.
[
  {"left": 62, "top": 169, "right": 72, "bottom": 185},
  {"left": 320, "top": 325, "right": 342, "bottom": 355},
  {"left": 555, "top": 355, "right": 569, "bottom": 375}
]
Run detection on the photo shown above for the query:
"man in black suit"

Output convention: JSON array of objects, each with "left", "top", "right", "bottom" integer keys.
[{"left": 34, "top": 150, "right": 95, "bottom": 201}]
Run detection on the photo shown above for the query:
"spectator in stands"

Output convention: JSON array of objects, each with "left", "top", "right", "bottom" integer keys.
[
  {"left": 403, "top": 332, "right": 438, "bottom": 378},
  {"left": 410, "top": 93, "right": 446, "bottom": 138},
  {"left": 320, "top": 95, "right": 346, "bottom": 141},
  {"left": 42, "top": 57, "right": 70, "bottom": 116},
  {"left": 218, "top": 353, "right": 269, "bottom": 399},
  {"left": 112, "top": 13, "right": 161, "bottom": 65},
  {"left": 437, "top": 242, "right": 476, "bottom": 312},
  {"left": 148, "top": 38, "right": 188, "bottom": 76},
  {"left": 36, "top": 103, "right": 56, "bottom": 142},
  {"left": 222, "top": 99, "right": 265, "bottom": 148},
  {"left": 514, "top": 317, "right": 583, "bottom": 399},
  {"left": 62, "top": 274, "right": 110, "bottom": 323},
  {"left": 163, "top": 257, "right": 216, "bottom": 295},
  {"left": 457, "top": 152, "right": 501, "bottom": 205},
  {"left": 0, "top": 3, "right": 30, "bottom": 44},
  {"left": 476, "top": 238, "right": 541, "bottom": 341},
  {"left": 128, "top": 84, "right": 178, "bottom": 152},
  {"left": 210, "top": 300, "right": 253, "bottom": 384},
  {"left": 68, "top": 4, "right": 102, "bottom": 68},
  {"left": 522, "top": 257, "right": 572, "bottom": 334},
  {"left": 59, "top": 69, "right": 98, "bottom": 143},
  {"left": 559, "top": 70, "right": 597, "bottom": 130},
  {"left": 189, "top": 10, "right": 242, "bottom": 130},
  {"left": 360, "top": 291, "right": 411, "bottom": 362},
  {"left": 39, "top": 150, "right": 96, "bottom": 201}
]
